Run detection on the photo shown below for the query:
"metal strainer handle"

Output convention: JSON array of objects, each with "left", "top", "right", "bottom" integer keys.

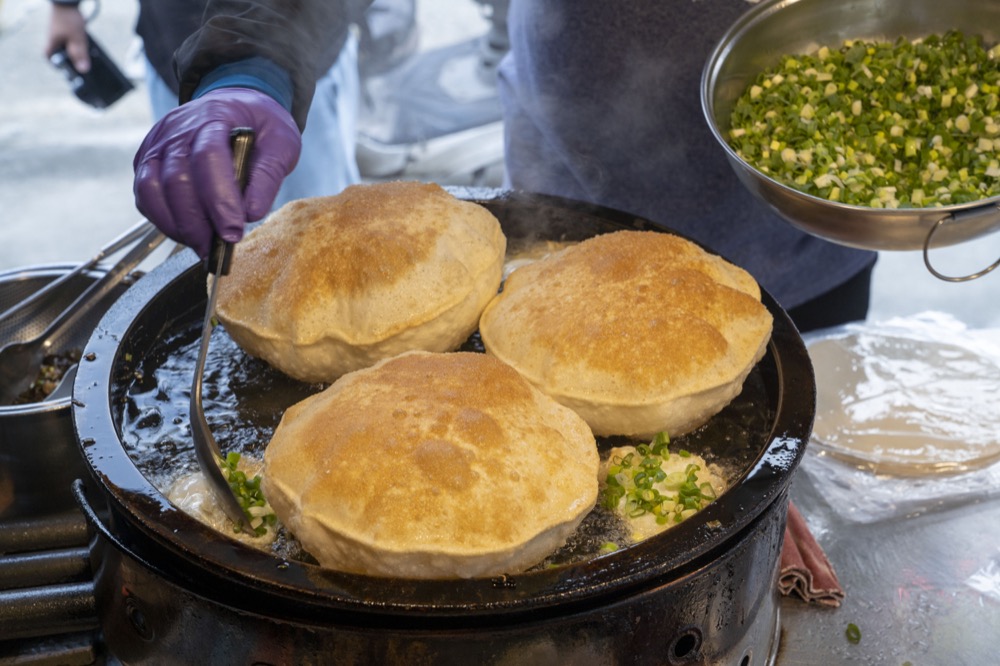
[{"left": 923, "top": 212, "right": 1000, "bottom": 282}]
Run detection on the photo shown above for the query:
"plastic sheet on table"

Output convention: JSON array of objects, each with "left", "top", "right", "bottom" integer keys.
[
  {"left": 799, "top": 311, "right": 1000, "bottom": 523},
  {"left": 798, "top": 446, "right": 1000, "bottom": 524}
]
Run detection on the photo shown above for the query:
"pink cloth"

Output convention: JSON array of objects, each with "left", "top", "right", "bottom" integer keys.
[{"left": 779, "top": 502, "right": 845, "bottom": 607}]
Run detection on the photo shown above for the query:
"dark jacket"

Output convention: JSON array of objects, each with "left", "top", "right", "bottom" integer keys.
[
  {"left": 136, "top": 0, "right": 370, "bottom": 129},
  {"left": 498, "top": 0, "right": 877, "bottom": 309}
]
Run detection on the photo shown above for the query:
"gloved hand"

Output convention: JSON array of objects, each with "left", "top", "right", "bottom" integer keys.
[{"left": 133, "top": 87, "right": 302, "bottom": 259}]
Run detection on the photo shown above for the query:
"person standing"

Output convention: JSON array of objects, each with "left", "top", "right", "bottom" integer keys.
[{"left": 496, "top": 0, "right": 878, "bottom": 332}]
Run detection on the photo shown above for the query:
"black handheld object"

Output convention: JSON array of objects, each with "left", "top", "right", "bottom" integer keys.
[
  {"left": 50, "top": 31, "right": 134, "bottom": 109},
  {"left": 206, "top": 128, "right": 256, "bottom": 277}
]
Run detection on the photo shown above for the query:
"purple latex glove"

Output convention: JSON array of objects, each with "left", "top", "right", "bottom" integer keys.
[{"left": 133, "top": 88, "right": 301, "bottom": 259}]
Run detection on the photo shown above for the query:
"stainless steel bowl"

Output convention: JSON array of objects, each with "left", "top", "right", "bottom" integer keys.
[
  {"left": 702, "top": 0, "right": 1000, "bottom": 258},
  {"left": 0, "top": 264, "right": 131, "bottom": 522}
]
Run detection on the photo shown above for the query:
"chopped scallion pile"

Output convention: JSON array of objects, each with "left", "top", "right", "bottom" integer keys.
[
  {"left": 222, "top": 451, "right": 277, "bottom": 537},
  {"left": 728, "top": 30, "right": 1000, "bottom": 208},
  {"left": 601, "top": 432, "right": 718, "bottom": 526}
]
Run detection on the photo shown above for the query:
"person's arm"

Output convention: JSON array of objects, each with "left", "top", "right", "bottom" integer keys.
[
  {"left": 174, "top": 0, "right": 370, "bottom": 131},
  {"left": 132, "top": 0, "right": 370, "bottom": 259},
  {"left": 44, "top": 1, "right": 89, "bottom": 72}
]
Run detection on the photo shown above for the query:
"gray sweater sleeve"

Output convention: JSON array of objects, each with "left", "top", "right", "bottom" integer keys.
[{"left": 173, "top": 0, "right": 370, "bottom": 129}]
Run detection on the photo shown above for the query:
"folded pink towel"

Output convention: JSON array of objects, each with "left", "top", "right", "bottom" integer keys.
[{"left": 779, "top": 502, "right": 845, "bottom": 607}]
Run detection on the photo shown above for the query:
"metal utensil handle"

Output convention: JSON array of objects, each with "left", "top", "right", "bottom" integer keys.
[
  {"left": 0, "top": 218, "right": 153, "bottom": 329},
  {"left": 205, "top": 127, "right": 254, "bottom": 277},
  {"left": 923, "top": 212, "right": 1000, "bottom": 282},
  {"left": 190, "top": 127, "right": 256, "bottom": 531},
  {"left": 33, "top": 226, "right": 166, "bottom": 350}
]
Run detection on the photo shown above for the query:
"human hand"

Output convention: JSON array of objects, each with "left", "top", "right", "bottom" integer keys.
[
  {"left": 133, "top": 88, "right": 302, "bottom": 259},
  {"left": 45, "top": 4, "right": 89, "bottom": 72}
]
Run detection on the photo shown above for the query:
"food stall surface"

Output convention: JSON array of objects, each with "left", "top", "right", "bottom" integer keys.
[
  {"left": 1, "top": 0, "right": 999, "bottom": 664},
  {"left": 781, "top": 460, "right": 999, "bottom": 665}
]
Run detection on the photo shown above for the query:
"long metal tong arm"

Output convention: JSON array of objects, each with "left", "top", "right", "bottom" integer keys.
[{"left": 0, "top": 219, "right": 153, "bottom": 333}]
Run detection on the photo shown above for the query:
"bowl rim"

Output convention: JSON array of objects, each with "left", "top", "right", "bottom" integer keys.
[{"left": 0, "top": 263, "right": 114, "bottom": 415}]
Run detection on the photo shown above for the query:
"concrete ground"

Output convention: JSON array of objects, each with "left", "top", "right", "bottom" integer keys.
[{"left": 2, "top": 0, "right": 998, "bottom": 329}]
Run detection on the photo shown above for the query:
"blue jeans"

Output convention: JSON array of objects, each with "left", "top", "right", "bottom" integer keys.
[{"left": 145, "top": 33, "right": 361, "bottom": 211}]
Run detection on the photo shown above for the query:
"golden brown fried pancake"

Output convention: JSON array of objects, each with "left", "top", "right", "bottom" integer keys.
[
  {"left": 215, "top": 181, "right": 506, "bottom": 383},
  {"left": 479, "top": 230, "right": 773, "bottom": 438},
  {"left": 262, "top": 351, "right": 599, "bottom": 578}
]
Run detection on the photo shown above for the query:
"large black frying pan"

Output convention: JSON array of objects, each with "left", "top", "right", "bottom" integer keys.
[{"left": 70, "top": 188, "right": 814, "bottom": 665}]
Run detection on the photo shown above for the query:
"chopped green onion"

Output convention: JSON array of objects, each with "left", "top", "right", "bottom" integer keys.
[
  {"left": 845, "top": 622, "right": 862, "bottom": 644},
  {"left": 221, "top": 451, "right": 277, "bottom": 537},
  {"left": 728, "top": 30, "right": 1000, "bottom": 208},
  {"left": 600, "top": 432, "right": 717, "bottom": 525}
]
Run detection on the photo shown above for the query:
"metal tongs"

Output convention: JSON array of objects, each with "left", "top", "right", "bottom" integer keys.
[
  {"left": 0, "top": 223, "right": 165, "bottom": 405},
  {"left": 0, "top": 219, "right": 151, "bottom": 340},
  {"left": 190, "top": 127, "right": 256, "bottom": 532}
]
